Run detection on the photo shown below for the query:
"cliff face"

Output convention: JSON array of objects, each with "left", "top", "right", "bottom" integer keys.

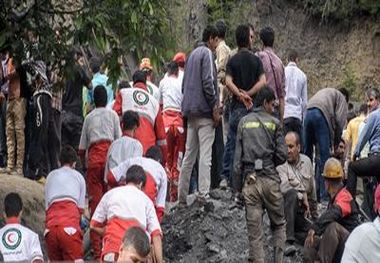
[{"left": 169, "top": 0, "right": 380, "bottom": 98}]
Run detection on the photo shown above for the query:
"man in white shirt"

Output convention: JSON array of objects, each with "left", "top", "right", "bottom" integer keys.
[
  {"left": 0, "top": 193, "right": 43, "bottom": 263},
  {"left": 283, "top": 50, "right": 307, "bottom": 139},
  {"left": 342, "top": 184, "right": 380, "bottom": 262}
]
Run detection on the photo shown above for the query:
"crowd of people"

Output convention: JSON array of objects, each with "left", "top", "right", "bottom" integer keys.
[{"left": 0, "top": 19, "right": 380, "bottom": 263}]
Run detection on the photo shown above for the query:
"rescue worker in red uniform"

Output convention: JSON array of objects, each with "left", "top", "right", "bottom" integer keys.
[
  {"left": 159, "top": 61, "right": 184, "bottom": 201},
  {"left": 113, "top": 70, "right": 167, "bottom": 163},
  {"left": 78, "top": 86, "right": 121, "bottom": 259},
  {"left": 304, "top": 158, "right": 361, "bottom": 263},
  {"left": 44, "top": 145, "right": 86, "bottom": 261},
  {"left": 107, "top": 146, "right": 167, "bottom": 222}
]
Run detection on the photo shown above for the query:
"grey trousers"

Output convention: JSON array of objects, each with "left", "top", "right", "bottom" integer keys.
[{"left": 178, "top": 117, "right": 215, "bottom": 203}]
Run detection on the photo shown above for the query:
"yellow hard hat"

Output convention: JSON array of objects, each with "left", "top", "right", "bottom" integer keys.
[{"left": 323, "top": 158, "right": 343, "bottom": 179}]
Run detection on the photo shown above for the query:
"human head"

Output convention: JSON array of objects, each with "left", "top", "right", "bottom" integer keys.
[
  {"left": 118, "top": 227, "right": 150, "bottom": 263},
  {"left": 334, "top": 139, "right": 346, "bottom": 160},
  {"left": 253, "top": 86, "right": 276, "bottom": 113},
  {"left": 288, "top": 49, "right": 298, "bottom": 63},
  {"left": 59, "top": 145, "right": 78, "bottom": 167},
  {"left": 145, "top": 146, "right": 163, "bottom": 164},
  {"left": 125, "top": 165, "right": 146, "bottom": 189},
  {"left": 338, "top": 87, "right": 350, "bottom": 103},
  {"left": 202, "top": 25, "right": 219, "bottom": 52},
  {"left": 259, "top": 27, "right": 275, "bottom": 47},
  {"left": 323, "top": 158, "right": 344, "bottom": 196},
  {"left": 235, "top": 24, "right": 252, "bottom": 49},
  {"left": 4, "top": 192, "right": 23, "bottom": 218},
  {"left": 118, "top": 80, "right": 131, "bottom": 90},
  {"left": 93, "top": 85, "right": 108, "bottom": 107},
  {"left": 139, "top": 58, "right": 153, "bottom": 81},
  {"left": 285, "top": 132, "right": 301, "bottom": 164},
  {"left": 132, "top": 70, "right": 147, "bottom": 85},
  {"left": 167, "top": 61, "right": 179, "bottom": 77},
  {"left": 358, "top": 103, "right": 368, "bottom": 116},
  {"left": 215, "top": 20, "right": 227, "bottom": 40},
  {"left": 365, "top": 87, "right": 380, "bottom": 112},
  {"left": 374, "top": 184, "right": 380, "bottom": 216},
  {"left": 122, "top": 110, "right": 140, "bottom": 136},
  {"left": 173, "top": 52, "right": 186, "bottom": 68},
  {"left": 89, "top": 56, "right": 102, "bottom": 74}
]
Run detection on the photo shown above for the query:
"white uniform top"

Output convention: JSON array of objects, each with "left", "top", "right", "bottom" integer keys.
[
  {"left": 342, "top": 217, "right": 380, "bottom": 262},
  {"left": 0, "top": 224, "right": 43, "bottom": 263},
  {"left": 79, "top": 107, "right": 122, "bottom": 150},
  {"left": 45, "top": 166, "right": 86, "bottom": 210},
  {"left": 158, "top": 74, "right": 183, "bottom": 111},
  {"left": 104, "top": 136, "right": 143, "bottom": 180},
  {"left": 129, "top": 81, "right": 160, "bottom": 102},
  {"left": 92, "top": 185, "right": 161, "bottom": 235},
  {"left": 110, "top": 157, "right": 167, "bottom": 209}
]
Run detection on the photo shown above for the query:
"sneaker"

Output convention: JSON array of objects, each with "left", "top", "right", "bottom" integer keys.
[
  {"left": 0, "top": 167, "right": 7, "bottom": 173},
  {"left": 219, "top": 178, "right": 228, "bottom": 189},
  {"left": 10, "top": 170, "right": 19, "bottom": 176},
  {"left": 5, "top": 167, "right": 14, "bottom": 174},
  {"left": 284, "top": 242, "right": 297, "bottom": 256},
  {"left": 16, "top": 168, "right": 23, "bottom": 177}
]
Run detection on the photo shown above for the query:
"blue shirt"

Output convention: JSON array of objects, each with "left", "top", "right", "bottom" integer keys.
[
  {"left": 354, "top": 107, "right": 380, "bottom": 157},
  {"left": 88, "top": 72, "right": 114, "bottom": 105}
]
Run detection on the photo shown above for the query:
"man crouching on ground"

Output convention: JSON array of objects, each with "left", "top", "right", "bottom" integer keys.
[{"left": 233, "top": 86, "right": 287, "bottom": 263}]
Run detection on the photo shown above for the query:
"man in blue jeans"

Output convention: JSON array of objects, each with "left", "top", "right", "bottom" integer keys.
[
  {"left": 303, "top": 87, "right": 349, "bottom": 202},
  {"left": 220, "top": 24, "right": 266, "bottom": 186}
]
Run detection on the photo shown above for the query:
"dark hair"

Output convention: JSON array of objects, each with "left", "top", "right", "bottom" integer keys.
[
  {"left": 288, "top": 50, "right": 298, "bottom": 62},
  {"left": 338, "top": 87, "right": 350, "bottom": 103},
  {"left": 365, "top": 87, "right": 380, "bottom": 100},
  {"left": 122, "top": 227, "right": 150, "bottom": 257},
  {"left": 94, "top": 85, "right": 108, "bottom": 107},
  {"left": 202, "top": 25, "right": 219, "bottom": 43},
  {"left": 125, "top": 165, "right": 146, "bottom": 187},
  {"left": 358, "top": 103, "right": 368, "bottom": 114},
  {"left": 259, "top": 27, "right": 275, "bottom": 47},
  {"left": 145, "top": 146, "right": 163, "bottom": 164},
  {"left": 132, "top": 70, "right": 147, "bottom": 85},
  {"left": 235, "top": 24, "right": 250, "bottom": 48},
  {"left": 253, "top": 86, "right": 276, "bottom": 108},
  {"left": 60, "top": 145, "right": 78, "bottom": 165},
  {"left": 89, "top": 56, "right": 102, "bottom": 73},
  {"left": 215, "top": 20, "right": 227, "bottom": 39},
  {"left": 118, "top": 81, "right": 131, "bottom": 90},
  {"left": 123, "top": 110, "right": 140, "bottom": 130},
  {"left": 4, "top": 193, "right": 23, "bottom": 217},
  {"left": 167, "top": 61, "right": 179, "bottom": 76}
]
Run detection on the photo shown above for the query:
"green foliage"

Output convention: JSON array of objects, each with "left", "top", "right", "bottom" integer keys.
[{"left": 342, "top": 66, "right": 358, "bottom": 99}]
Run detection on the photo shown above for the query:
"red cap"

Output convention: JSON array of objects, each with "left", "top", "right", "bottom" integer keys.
[
  {"left": 173, "top": 52, "right": 186, "bottom": 63},
  {"left": 375, "top": 184, "right": 380, "bottom": 214}
]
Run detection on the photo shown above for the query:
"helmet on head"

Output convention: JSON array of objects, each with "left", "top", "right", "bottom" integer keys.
[{"left": 323, "top": 158, "right": 343, "bottom": 179}]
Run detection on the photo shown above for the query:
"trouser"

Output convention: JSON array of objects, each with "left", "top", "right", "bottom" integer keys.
[
  {"left": 303, "top": 222, "right": 349, "bottom": 263},
  {"left": 242, "top": 175, "right": 286, "bottom": 263},
  {"left": 178, "top": 117, "right": 215, "bottom": 203},
  {"left": 284, "top": 189, "right": 311, "bottom": 244},
  {"left": 222, "top": 98, "right": 230, "bottom": 144},
  {"left": 303, "top": 108, "right": 331, "bottom": 201},
  {"left": 28, "top": 94, "right": 51, "bottom": 179},
  {"left": 211, "top": 120, "right": 224, "bottom": 188},
  {"left": 5, "top": 98, "right": 26, "bottom": 170},
  {"left": 165, "top": 124, "right": 185, "bottom": 201},
  {"left": 0, "top": 98, "right": 7, "bottom": 166},
  {"left": 45, "top": 225, "right": 83, "bottom": 261},
  {"left": 284, "top": 117, "right": 302, "bottom": 144},
  {"left": 87, "top": 141, "right": 111, "bottom": 259},
  {"left": 61, "top": 110, "right": 83, "bottom": 151},
  {"left": 221, "top": 107, "right": 250, "bottom": 182},
  {"left": 48, "top": 109, "right": 61, "bottom": 171}
]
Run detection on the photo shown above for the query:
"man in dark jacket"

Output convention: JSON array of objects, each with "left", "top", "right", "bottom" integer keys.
[
  {"left": 178, "top": 25, "right": 220, "bottom": 204},
  {"left": 304, "top": 158, "right": 361, "bottom": 263},
  {"left": 233, "top": 86, "right": 287, "bottom": 263}
]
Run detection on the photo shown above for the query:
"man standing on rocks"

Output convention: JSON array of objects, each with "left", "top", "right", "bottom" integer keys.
[
  {"left": 178, "top": 25, "right": 220, "bottom": 204},
  {"left": 233, "top": 86, "right": 287, "bottom": 262}
]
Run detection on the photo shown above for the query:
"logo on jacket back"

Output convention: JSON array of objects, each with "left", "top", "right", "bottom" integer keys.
[
  {"left": 133, "top": 90, "right": 149, "bottom": 106},
  {"left": 2, "top": 228, "right": 22, "bottom": 250}
]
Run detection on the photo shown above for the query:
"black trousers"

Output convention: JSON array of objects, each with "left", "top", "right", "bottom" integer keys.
[
  {"left": 48, "top": 109, "right": 61, "bottom": 171},
  {"left": 61, "top": 110, "right": 83, "bottom": 151},
  {"left": 211, "top": 120, "right": 224, "bottom": 189}
]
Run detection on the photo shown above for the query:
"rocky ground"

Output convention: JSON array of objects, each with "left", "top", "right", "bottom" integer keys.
[{"left": 162, "top": 189, "right": 303, "bottom": 263}]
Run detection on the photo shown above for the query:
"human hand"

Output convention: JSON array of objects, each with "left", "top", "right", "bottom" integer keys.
[
  {"left": 305, "top": 229, "right": 315, "bottom": 248},
  {"left": 212, "top": 104, "right": 221, "bottom": 127},
  {"left": 303, "top": 194, "right": 311, "bottom": 218},
  {"left": 238, "top": 90, "right": 252, "bottom": 109}
]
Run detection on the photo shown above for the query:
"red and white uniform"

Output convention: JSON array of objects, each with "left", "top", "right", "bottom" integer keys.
[
  {"left": 44, "top": 166, "right": 86, "bottom": 261},
  {"left": 90, "top": 185, "right": 161, "bottom": 260},
  {"left": 113, "top": 83, "right": 167, "bottom": 163},
  {"left": 104, "top": 135, "right": 143, "bottom": 177},
  {"left": 107, "top": 157, "right": 167, "bottom": 222},
  {"left": 0, "top": 218, "right": 43, "bottom": 263},
  {"left": 78, "top": 107, "right": 121, "bottom": 259},
  {"left": 159, "top": 74, "right": 185, "bottom": 201}
]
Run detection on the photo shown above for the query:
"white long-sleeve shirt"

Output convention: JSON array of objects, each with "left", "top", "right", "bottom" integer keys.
[
  {"left": 284, "top": 62, "right": 307, "bottom": 121},
  {"left": 159, "top": 74, "right": 183, "bottom": 111}
]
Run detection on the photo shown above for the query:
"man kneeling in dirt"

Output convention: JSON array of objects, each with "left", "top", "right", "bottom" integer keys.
[
  {"left": 276, "top": 131, "right": 317, "bottom": 255},
  {"left": 304, "top": 158, "right": 361, "bottom": 263},
  {"left": 233, "top": 86, "right": 287, "bottom": 263}
]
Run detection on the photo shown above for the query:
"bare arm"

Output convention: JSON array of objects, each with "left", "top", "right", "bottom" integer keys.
[
  {"left": 246, "top": 74, "right": 266, "bottom": 97},
  {"left": 152, "top": 235, "right": 163, "bottom": 263}
]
